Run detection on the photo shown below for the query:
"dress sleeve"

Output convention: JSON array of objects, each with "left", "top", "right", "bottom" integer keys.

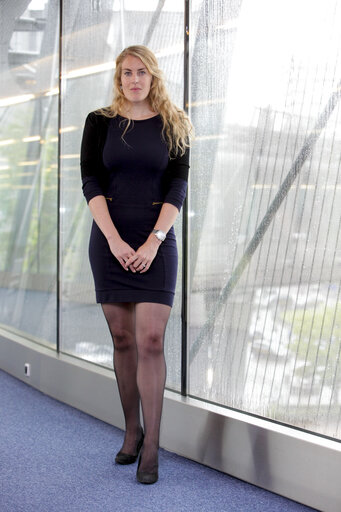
[
  {"left": 80, "top": 112, "right": 105, "bottom": 203},
  {"left": 163, "top": 147, "right": 190, "bottom": 211}
]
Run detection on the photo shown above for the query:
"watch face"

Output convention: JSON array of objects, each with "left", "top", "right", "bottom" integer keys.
[{"left": 154, "top": 229, "right": 166, "bottom": 241}]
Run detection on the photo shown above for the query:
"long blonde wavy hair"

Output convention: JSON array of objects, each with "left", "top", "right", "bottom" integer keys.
[{"left": 99, "top": 45, "right": 192, "bottom": 157}]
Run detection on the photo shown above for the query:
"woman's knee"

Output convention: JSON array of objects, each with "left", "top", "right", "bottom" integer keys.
[
  {"left": 112, "top": 327, "right": 135, "bottom": 352},
  {"left": 137, "top": 327, "right": 164, "bottom": 357}
]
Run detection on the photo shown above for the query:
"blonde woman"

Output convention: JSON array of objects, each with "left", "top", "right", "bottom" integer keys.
[{"left": 80, "top": 45, "right": 191, "bottom": 484}]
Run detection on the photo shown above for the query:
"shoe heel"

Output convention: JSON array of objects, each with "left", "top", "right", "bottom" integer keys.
[
  {"left": 136, "top": 453, "right": 158, "bottom": 485},
  {"left": 115, "top": 430, "right": 144, "bottom": 465}
]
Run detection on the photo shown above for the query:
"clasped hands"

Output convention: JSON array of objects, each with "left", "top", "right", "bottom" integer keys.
[{"left": 108, "top": 234, "right": 161, "bottom": 273}]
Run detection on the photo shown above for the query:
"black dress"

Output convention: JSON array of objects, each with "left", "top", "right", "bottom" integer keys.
[{"left": 80, "top": 111, "right": 190, "bottom": 307}]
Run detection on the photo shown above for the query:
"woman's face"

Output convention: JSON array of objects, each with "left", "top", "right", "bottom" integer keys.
[{"left": 120, "top": 55, "right": 153, "bottom": 105}]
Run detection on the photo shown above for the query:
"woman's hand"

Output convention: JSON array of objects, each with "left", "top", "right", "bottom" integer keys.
[
  {"left": 107, "top": 236, "right": 136, "bottom": 272},
  {"left": 125, "top": 234, "right": 161, "bottom": 273}
]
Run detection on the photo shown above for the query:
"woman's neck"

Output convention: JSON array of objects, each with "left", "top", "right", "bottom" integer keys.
[{"left": 120, "top": 101, "right": 157, "bottom": 120}]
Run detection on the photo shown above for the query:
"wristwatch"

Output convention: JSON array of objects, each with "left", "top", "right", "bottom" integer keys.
[{"left": 152, "top": 229, "right": 166, "bottom": 242}]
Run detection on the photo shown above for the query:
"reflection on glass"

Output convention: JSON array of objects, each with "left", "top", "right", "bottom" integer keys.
[
  {"left": 189, "top": 0, "right": 341, "bottom": 439},
  {"left": 0, "top": 0, "right": 59, "bottom": 347}
]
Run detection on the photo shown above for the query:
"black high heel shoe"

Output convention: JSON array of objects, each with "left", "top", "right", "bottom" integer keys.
[
  {"left": 115, "top": 430, "right": 144, "bottom": 465},
  {"left": 136, "top": 453, "right": 158, "bottom": 484}
]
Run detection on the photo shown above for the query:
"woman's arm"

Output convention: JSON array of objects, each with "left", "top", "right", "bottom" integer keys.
[
  {"left": 125, "top": 202, "right": 180, "bottom": 273},
  {"left": 153, "top": 202, "right": 180, "bottom": 234},
  {"left": 126, "top": 147, "right": 190, "bottom": 274},
  {"left": 81, "top": 113, "right": 136, "bottom": 271},
  {"left": 88, "top": 195, "right": 136, "bottom": 271},
  {"left": 81, "top": 113, "right": 106, "bottom": 202}
]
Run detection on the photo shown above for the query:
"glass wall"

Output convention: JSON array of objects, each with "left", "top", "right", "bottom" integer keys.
[
  {"left": 59, "top": 0, "right": 185, "bottom": 390},
  {"left": 0, "top": 0, "right": 59, "bottom": 347},
  {"left": 1, "top": 0, "right": 341, "bottom": 439},
  {"left": 188, "top": 0, "right": 341, "bottom": 438}
]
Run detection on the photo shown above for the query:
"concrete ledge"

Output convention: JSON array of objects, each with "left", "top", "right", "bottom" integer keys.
[{"left": 1, "top": 328, "right": 340, "bottom": 511}]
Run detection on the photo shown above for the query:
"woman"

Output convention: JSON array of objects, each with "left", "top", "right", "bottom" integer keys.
[{"left": 80, "top": 45, "right": 191, "bottom": 485}]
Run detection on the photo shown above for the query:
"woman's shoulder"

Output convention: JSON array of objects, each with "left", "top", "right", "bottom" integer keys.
[
  {"left": 84, "top": 108, "right": 113, "bottom": 131},
  {"left": 87, "top": 107, "right": 111, "bottom": 120}
]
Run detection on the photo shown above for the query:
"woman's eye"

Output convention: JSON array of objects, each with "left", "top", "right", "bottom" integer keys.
[
  {"left": 124, "top": 71, "right": 131, "bottom": 76},
  {"left": 138, "top": 70, "right": 146, "bottom": 75}
]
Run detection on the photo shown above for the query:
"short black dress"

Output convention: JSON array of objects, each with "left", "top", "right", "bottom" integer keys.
[{"left": 80, "top": 111, "right": 190, "bottom": 307}]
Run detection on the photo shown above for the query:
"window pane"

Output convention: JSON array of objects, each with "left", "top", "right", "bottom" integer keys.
[
  {"left": 0, "top": 0, "right": 58, "bottom": 347},
  {"left": 60, "top": 1, "right": 184, "bottom": 391},
  {"left": 189, "top": 0, "right": 341, "bottom": 439}
]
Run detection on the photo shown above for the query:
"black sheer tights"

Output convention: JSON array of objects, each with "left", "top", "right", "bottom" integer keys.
[{"left": 101, "top": 302, "right": 170, "bottom": 472}]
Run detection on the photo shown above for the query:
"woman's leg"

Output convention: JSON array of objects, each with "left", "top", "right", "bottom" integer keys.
[
  {"left": 101, "top": 302, "right": 142, "bottom": 455},
  {"left": 135, "top": 302, "right": 171, "bottom": 474}
]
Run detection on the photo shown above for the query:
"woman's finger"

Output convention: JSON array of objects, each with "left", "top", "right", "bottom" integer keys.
[
  {"left": 140, "top": 263, "right": 149, "bottom": 273},
  {"left": 125, "top": 253, "right": 138, "bottom": 267},
  {"left": 119, "top": 258, "right": 129, "bottom": 270},
  {"left": 136, "top": 261, "right": 147, "bottom": 272}
]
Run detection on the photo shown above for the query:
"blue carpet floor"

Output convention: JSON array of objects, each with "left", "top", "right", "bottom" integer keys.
[{"left": 0, "top": 370, "right": 317, "bottom": 512}]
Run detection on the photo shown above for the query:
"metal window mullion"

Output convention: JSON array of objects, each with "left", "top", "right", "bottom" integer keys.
[
  {"left": 56, "top": 0, "right": 63, "bottom": 353},
  {"left": 181, "top": 0, "right": 190, "bottom": 397}
]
